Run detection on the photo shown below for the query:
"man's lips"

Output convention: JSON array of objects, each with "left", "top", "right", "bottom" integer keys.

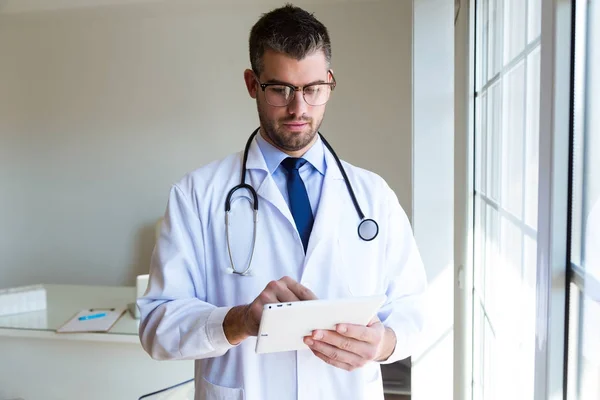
[{"left": 283, "top": 121, "right": 309, "bottom": 130}]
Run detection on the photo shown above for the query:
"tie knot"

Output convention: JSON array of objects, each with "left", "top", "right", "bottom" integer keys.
[{"left": 281, "top": 157, "right": 307, "bottom": 172}]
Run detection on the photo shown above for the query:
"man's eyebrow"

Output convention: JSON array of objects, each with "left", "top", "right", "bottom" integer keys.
[{"left": 263, "top": 78, "right": 328, "bottom": 86}]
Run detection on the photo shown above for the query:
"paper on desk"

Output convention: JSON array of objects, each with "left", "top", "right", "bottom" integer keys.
[{"left": 56, "top": 308, "right": 125, "bottom": 333}]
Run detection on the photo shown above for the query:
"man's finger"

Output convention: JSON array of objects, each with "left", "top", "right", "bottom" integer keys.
[
  {"left": 280, "top": 276, "right": 318, "bottom": 300},
  {"left": 257, "top": 289, "right": 279, "bottom": 306},
  {"left": 334, "top": 322, "right": 381, "bottom": 344},
  {"left": 274, "top": 287, "right": 300, "bottom": 303},
  {"left": 311, "top": 329, "right": 375, "bottom": 360},
  {"left": 304, "top": 336, "right": 365, "bottom": 369},
  {"left": 264, "top": 280, "right": 300, "bottom": 303},
  {"left": 311, "top": 348, "right": 356, "bottom": 371}
]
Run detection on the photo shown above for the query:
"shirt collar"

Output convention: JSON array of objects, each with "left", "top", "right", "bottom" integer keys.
[{"left": 255, "top": 132, "right": 326, "bottom": 176}]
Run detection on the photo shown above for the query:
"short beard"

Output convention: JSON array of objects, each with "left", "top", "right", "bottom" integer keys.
[{"left": 257, "top": 101, "right": 322, "bottom": 153}]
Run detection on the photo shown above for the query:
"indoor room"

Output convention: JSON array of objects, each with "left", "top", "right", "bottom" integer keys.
[{"left": 0, "top": 0, "right": 597, "bottom": 399}]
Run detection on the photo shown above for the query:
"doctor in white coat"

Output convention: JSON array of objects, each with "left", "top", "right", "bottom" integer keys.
[{"left": 138, "top": 5, "right": 427, "bottom": 400}]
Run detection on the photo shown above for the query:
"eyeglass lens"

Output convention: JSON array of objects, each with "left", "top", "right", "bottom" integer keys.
[{"left": 264, "top": 84, "right": 332, "bottom": 106}]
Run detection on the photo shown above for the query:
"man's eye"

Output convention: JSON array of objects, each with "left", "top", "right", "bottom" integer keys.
[{"left": 269, "top": 86, "right": 289, "bottom": 95}]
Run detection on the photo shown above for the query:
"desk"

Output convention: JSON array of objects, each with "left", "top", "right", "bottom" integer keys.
[{"left": 0, "top": 284, "right": 193, "bottom": 400}]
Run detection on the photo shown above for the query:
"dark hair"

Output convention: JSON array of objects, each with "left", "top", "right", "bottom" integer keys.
[{"left": 249, "top": 4, "right": 331, "bottom": 75}]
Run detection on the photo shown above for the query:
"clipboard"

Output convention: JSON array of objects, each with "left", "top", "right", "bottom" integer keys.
[{"left": 56, "top": 308, "right": 125, "bottom": 333}]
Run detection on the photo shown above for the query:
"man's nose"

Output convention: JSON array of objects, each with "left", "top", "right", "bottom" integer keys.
[{"left": 287, "top": 90, "right": 309, "bottom": 115}]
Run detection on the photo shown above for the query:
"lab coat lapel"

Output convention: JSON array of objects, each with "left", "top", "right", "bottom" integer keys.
[
  {"left": 304, "top": 150, "right": 345, "bottom": 261},
  {"left": 244, "top": 138, "right": 296, "bottom": 230}
]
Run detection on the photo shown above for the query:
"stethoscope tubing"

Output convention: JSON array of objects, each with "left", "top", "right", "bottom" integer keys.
[{"left": 224, "top": 128, "right": 378, "bottom": 275}]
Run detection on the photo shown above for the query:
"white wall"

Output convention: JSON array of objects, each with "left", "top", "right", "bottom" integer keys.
[
  {"left": 0, "top": 0, "right": 413, "bottom": 287},
  {"left": 411, "top": 0, "right": 455, "bottom": 399}
]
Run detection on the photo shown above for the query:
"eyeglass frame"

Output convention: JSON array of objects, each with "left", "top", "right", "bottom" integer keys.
[{"left": 255, "top": 71, "right": 337, "bottom": 107}]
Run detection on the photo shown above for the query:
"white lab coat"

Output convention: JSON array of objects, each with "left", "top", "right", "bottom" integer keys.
[{"left": 138, "top": 136, "right": 427, "bottom": 400}]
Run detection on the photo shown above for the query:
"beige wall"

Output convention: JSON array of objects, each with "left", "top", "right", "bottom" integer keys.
[{"left": 0, "top": 0, "right": 413, "bottom": 287}]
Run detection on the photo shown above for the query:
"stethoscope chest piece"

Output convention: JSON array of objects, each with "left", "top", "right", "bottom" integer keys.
[{"left": 358, "top": 218, "right": 379, "bottom": 241}]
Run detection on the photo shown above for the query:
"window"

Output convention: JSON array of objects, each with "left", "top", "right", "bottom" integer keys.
[
  {"left": 472, "top": 0, "right": 541, "bottom": 398},
  {"left": 566, "top": 1, "right": 600, "bottom": 398}
]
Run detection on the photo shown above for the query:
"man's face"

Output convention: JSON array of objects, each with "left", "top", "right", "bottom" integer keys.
[{"left": 245, "top": 49, "right": 332, "bottom": 155}]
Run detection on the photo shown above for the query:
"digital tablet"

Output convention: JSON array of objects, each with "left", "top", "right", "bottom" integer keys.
[{"left": 255, "top": 294, "right": 387, "bottom": 354}]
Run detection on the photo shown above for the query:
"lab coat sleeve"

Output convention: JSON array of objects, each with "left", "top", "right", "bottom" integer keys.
[
  {"left": 137, "top": 184, "right": 237, "bottom": 361},
  {"left": 377, "top": 186, "right": 428, "bottom": 364}
]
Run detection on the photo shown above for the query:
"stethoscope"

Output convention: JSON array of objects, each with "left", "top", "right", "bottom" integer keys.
[{"left": 225, "top": 128, "right": 379, "bottom": 276}]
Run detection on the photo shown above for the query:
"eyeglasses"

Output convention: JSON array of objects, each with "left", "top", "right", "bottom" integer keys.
[{"left": 256, "top": 72, "right": 336, "bottom": 107}]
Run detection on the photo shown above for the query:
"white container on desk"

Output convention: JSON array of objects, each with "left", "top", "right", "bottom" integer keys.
[{"left": 129, "top": 274, "right": 149, "bottom": 319}]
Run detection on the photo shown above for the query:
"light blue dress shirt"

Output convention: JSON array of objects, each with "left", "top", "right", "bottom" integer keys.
[{"left": 255, "top": 133, "right": 327, "bottom": 217}]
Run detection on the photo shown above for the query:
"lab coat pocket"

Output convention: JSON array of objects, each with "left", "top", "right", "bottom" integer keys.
[
  {"left": 335, "top": 237, "right": 384, "bottom": 297},
  {"left": 198, "top": 376, "right": 245, "bottom": 400}
]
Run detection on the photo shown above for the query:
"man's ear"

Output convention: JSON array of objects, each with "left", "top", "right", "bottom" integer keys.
[
  {"left": 244, "top": 69, "right": 258, "bottom": 99},
  {"left": 328, "top": 69, "right": 336, "bottom": 89}
]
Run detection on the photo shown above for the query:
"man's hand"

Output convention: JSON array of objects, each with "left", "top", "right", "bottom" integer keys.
[
  {"left": 303, "top": 318, "right": 396, "bottom": 371},
  {"left": 223, "top": 276, "right": 317, "bottom": 345}
]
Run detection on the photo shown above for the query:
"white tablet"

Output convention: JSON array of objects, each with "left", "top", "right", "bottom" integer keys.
[{"left": 255, "top": 294, "right": 387, "bottom": 354}]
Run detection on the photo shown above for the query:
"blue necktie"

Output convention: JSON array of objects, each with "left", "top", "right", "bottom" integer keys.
[{"left": 281, "top": 157, "right": 314, "bottom": 253}]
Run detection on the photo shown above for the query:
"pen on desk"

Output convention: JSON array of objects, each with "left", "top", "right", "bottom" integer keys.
[{"left": 78, "top": 312, "right": 107, "bottom": 321}]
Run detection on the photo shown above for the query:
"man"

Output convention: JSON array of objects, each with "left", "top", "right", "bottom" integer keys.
[{"left": 138, "top": 5, "right": 427, "bottom": 400}]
